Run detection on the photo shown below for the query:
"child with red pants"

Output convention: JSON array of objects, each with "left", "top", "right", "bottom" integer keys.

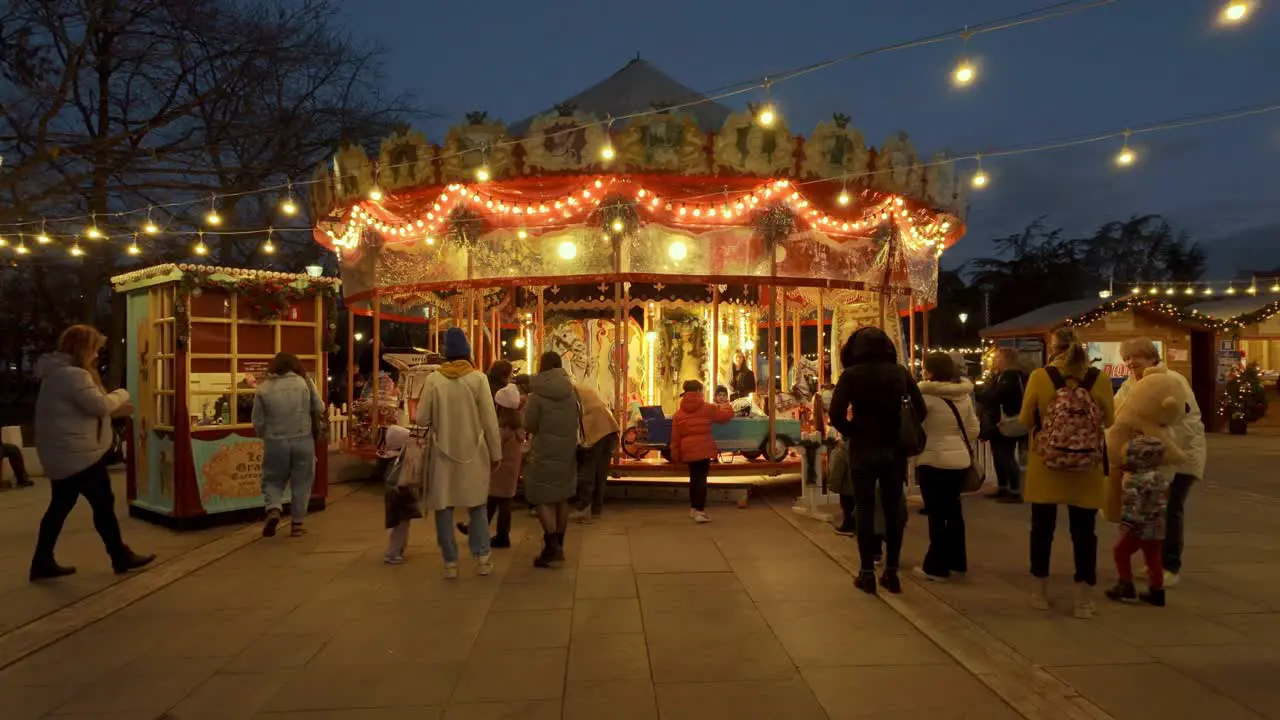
[{"left": 1105, "top": 435, "right": 1172, "bottom": 607}]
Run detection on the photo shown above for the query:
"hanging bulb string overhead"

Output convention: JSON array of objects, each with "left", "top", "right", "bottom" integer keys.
[{"left": 0, "top": 0, "right": 1120, "bottom": 231}]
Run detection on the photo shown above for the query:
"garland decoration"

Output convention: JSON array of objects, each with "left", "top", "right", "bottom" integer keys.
[
  {"left": 755, "top": 202, "right": 797, "bottom": 249},
  {"left": 1063, "top": 297, "right": 1280, "bottom": 332},
  {"left": 175, "top": 269, "right": 341, "bottom": 350}
]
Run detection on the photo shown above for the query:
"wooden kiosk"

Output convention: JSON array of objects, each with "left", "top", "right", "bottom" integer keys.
[{"left": 110, "top": 264, "right": 340, "bottom": 527}]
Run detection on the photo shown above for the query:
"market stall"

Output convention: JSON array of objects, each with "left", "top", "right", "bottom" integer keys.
[
  {"left": 309, "top": 59, "right": 965, "bottom": 486},
  {"left": 111, "top": 264, "right": 340, "bottom": 526}
]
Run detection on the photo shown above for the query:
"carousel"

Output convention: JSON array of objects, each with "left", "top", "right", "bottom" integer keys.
[{"left": 310, "top": 59, "right": 965, "bottom": 485}]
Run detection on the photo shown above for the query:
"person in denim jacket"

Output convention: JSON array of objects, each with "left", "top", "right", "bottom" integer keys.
[{"left": 252, "top": 352, "right": 324, "bottom": 538}]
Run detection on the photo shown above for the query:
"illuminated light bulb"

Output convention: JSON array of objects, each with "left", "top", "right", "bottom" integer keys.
[
  {"left": 756, "top": 104, "right": 777, "bottom": 127},
  {"left": 127, "top": 241, "right": 141, "bottom": 256},
  {"left": 86, "top": 226, "right": 103, "bottom": 239},
  {"left": 668, "top": 240, "right": 688, "bottom": 262},
  {"left": 1271, "top": 281, "right": 1280, "bottom": 293},
  {"left": 193, "top": 238, "right": 209, "bottom": 256},
  {"left": 425, "top": 236, "right": 436, "bottom": 245},
  {"left": 557, "top": 240, "right": 578, "bottom": 260},
  {"left": 1148, "top": 287, "right": 1160, "bottom": 295},
  {"left": 70, "top": 242, "right": 85, "bottom": 257},
  {"left": 1221, "top": 1, "right": 1251, "bottom": 23},
  {"left": 36, "top": 232, "right": 51, "bottom": 244},
  {"left": 1247, "top": 284, "right": 1258, "bottom": 295},
  {"left": 143, "top": 220, "right": 159, "bottom": 235},
  {"left": 743, "top": 338, "right": 756, "bottom": 351},
  {"left": 600, "top": 144, "right": 616, "bottom": 161},
  {"left": 354, "top": 332, "right": 364, "bottom": 342},
  {"left": 645, "top": 330, "right": 657, "bottom": 343},
  {"left": 1203, "top": 286, "right": 1214, "bottom": 296},
  {"left": 952, "top": 59, "right": 976, "bottom": 87},
  {"left": 514, "top": 336, "right": 526, "bottom": 349},
  {"left": 517, "top": 228, "right": 528, "bottom": 239},
  {"left": 0, "top": 235, "right": 7, "bottom": 247},
  {"left": 837, "top": 189, "right": 851, "bottom": 206},
  {"left": 262, "top": 238, "right": 276, "bottom": 254},
  {"left": 368, "top": 187, "right": 383, "bottom": 202},
  {"left": 1226, "top": 285, "right": 1237, "bottom": 295},
  {"left": 281, "top": 198, "right": 298, "bottom": 216},
  {"left": 894, "top": 197, "right": 905, "bottom": 207},
  {"left": 971, "top": 170, "right": 989, "bottom": 189},
  {"left": 15, "top": 241, "right": 29, "bottom": 255},
  {"left": 475, "top": 165, "right": 491, "bottom": 182},
  {"left": 1185, "top": 286, "right": 1196, "bottom": 296},
  {"left": 1165, "top": 287, "right": 1176, "bottom": 296},
  {"left": 610, "top": 218, "right": 625, "bottom": 233},
  {"left": 1115, "top": 146, "right": 1136, "bottom": 167}
]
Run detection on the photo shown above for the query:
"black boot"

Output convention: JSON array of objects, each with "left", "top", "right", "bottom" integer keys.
[
  {"left": 1105, "top": 581, "right": 1137, "bottom": 602},
  {"left": 533, "top": 533, "right": 558, "bottom": 568},
  {"left": 834, "top": 518, "right": 856, "bottom": 536},
  {"left": 552, "top": 532, "right": 566, "bottom": 561},
  {"left": 456, "top": 522, "right": 470, "bottom": 536},
  {"left": 853, "top": 571, "right": 877, "bottom": 595},
  {"left": 879, "top": 569, "right": 902, "bottom": 594},
  {"left": 1139, "top": 588, "right": 1166, "bottom": 607},
  {"left": 490, "top": 534, "right": 511, "bottom": 549},
  {"left": 112, "top": 549, "right": 156, "bottom": 575},
  {"left": 29, "top": 559, "right": 76, "bottom": 582}
]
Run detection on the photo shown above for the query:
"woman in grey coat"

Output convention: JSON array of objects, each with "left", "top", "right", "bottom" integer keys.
[{"left": 523, "top": 352, "right": 581, "bottom": 567}]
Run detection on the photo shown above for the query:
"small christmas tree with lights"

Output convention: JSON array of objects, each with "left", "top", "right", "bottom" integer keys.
[{"left": 1220, "top": 362, "right": 1269, "bottom": 434}]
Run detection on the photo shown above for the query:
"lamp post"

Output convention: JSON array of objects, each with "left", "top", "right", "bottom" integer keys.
[{"left": 958, "top": 312, "right": 969, "bottom": 343}]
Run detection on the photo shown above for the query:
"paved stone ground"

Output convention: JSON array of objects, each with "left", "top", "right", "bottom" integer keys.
[
  {"left": 2, "top": 484, "right": 1024, "bottom": 719},
  {"left": 1, "top": 431, "right": 1277, "bottom": 719},
  {"left": 0, "top": 472, "right": 239, "bottom": 635},
  {"left": 786, "top": 430, "right": 1280, "bottom": 720}
]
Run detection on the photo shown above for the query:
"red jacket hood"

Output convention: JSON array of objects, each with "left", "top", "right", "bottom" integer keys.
[{"left": 678, "top": 392, "right": 706, "bottom": 414}]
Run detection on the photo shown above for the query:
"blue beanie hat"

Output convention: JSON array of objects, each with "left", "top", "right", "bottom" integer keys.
[{"left": 443, "top": 327, "right": 471, "bottom": 361}]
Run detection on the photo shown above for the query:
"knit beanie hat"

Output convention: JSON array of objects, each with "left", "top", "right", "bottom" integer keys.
[{"left": 443, "top": 327, "right": 471, "bottom": 361}]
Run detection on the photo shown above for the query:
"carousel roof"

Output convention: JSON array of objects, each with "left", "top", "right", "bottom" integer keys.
[{"left": 508, "top": 57, "right": 733, "bottom": 135}]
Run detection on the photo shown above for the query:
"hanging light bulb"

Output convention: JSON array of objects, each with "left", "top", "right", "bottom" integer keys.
[
  {"left": 36, "top": 221, "right": 51, "bottom": 244},
  {"left": 1203, "top": 286, "right": 1214, "bottom": 296},
  {"left": 86, "top": 213, "right": 102, "bottom": 239},
  {"left": 143, "top": 207, "right": 160, "bottom": 235},
  {"left": 836, "top": 186, "right": 851, "bottom": 206},
  {"left": 262, "top": 227, "right": 276, "bottom": 254},
  {"left": 1247, "top": 282, "right": 1258, "bottom": 295},
  {"left": 557, "top": 240, "right": 578, "bottom": 260},
  {"left": 205, "top": 196, "right": 222, "bottom": 226},
  {"left": 757, "top": 104, "right": 777, "bottom": 127},
  {"left": 1165, "top": 287, "right": 1176, "bottom": 296},
  {"left": 514, "top": 336, "right": 526, "bottom": 349},
  {"left": 281, "top": 183, "right": 299, "bottom": 216},
  {"left": 1220, "top": 1, "right": 1252, "bottom": 24},
  {"left": 368, "top": 187, "right": 383, "bottom": 202},
  {"left": 193, "top": 231, "right": 209, "bottom": 256},
  {"left": 1271, "top": 280, "right": 1280, "bottom": 294},
  {"left": 1226, "top": 284, "right": 1237, "bottom": 295},
  {"left": 0, "top": 235, "right": 7, "bottom": 248},
  {"left": 70, "top": 241, "right": 84, "bottom": 257},
  {"left": 668, "top": 240, "right": 688, "bottom": 261},
  {"left": 952, "top": 59, "right": 976, "bottom": 87},
  {"left": 127, "top": 234, "right": 141, "bottom": 256},
  {"left": 1131, "top": 284, "right": 1142, "bottom": 295},
  {"left": 1115, "top": 131, "right": 1136, "bottom": 167},
  {"left": 15, "top": 237, "right": 29, "bottom": 255},
  {"left": 425, "top": 236, "right": 436, "bottom": 245},
  {"left": 610, "top": 218, "right": 625, "bottom": 234},
  {"left": 516, "top": 228, "right": 528, "bottom": 240},
  {"left": 1148, "top": 286, "right": 1160, "bottom": 295},
  {"left": 1184, "top": 285, "right": 1196, "bottom": 296},
  {"left": 475, "top": 165, "right": 492, "bottom": 183}
]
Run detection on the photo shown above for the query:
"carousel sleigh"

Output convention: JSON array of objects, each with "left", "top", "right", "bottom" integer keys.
[{"left": 621, "top": 406, "right": 801, "bottom": 463}]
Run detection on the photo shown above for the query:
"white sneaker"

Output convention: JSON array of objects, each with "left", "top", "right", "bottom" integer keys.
[
  {"left": 1073, "top": 583, "right": 1095, "bottom": 619},
  {"left": 476, "top": 555, "right": 493, "bottom": 576},
  {"left": 1164, "top": 570, "right": 1180, "bottom": 588},
  {"left": 1031, "top": 578, "right": 1051, "bottom": 611},
  {"left": 383, "top": 555, "right": 405, "bottom": 565},
  {"left": 691, "top": 510, "right": 711, "bottom": 524},
  {"left": 443, "top": 562, "right": 460, "bottom": 580}
]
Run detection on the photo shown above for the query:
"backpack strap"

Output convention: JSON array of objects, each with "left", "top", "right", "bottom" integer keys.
[
  {"left": 1081, "top": 367, "right": 1101, "bottom": 391},
  {"left": 1044, "top": 366, "right": 1066, "bottom": 390}
]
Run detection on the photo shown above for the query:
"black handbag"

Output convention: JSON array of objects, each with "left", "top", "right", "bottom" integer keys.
[{"left": 899, "top": 394, "right": 927, "bottom": 457}]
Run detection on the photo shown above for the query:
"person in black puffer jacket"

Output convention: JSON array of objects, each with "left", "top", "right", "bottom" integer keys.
[
  {"left": 976, "top": 346, "right": 1029, "bottom": 503},
  {"left": 828, "top": 327, "right": 926, "bottom": 595}
]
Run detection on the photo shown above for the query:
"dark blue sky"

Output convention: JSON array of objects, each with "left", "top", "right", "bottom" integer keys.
[{"left": 340, "top": 0, "right": 1279, "bottom": 277}]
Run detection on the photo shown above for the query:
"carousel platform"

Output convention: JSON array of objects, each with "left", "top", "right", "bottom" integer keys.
[{"left": 606, "top": 455, "right": 801, "bottom": 507}]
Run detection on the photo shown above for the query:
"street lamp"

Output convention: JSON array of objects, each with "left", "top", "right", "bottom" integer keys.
[{"left": 958, "top": 312, "right": 969, "bottom": 341}]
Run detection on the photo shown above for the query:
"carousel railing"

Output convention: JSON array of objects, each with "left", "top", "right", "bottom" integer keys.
[{"left": 326, "top": 404, "right": 350, "bottom": 450}]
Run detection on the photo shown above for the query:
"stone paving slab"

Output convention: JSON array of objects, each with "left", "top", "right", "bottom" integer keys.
[
  {"left": 779, "top": 432, "right": 1280, "bottom": 720},
  {"left": 1, "top": 486, "right": 1021, "bottom": 719}
]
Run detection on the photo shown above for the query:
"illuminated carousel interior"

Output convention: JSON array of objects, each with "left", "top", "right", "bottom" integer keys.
[{"left": 310, "top": 59, "right": 966, "bottom": 477}]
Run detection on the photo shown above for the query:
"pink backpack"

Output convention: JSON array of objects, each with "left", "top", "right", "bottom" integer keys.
[{"left": 1034, "top": 367, "right": 1104, "bottom": 472}]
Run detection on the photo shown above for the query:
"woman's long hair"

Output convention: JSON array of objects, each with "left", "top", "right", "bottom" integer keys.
[
  {"left": 1051, "top": 327, "right": 1089, "bottom": 376},
  {"left": 267, "top": 351, "right": 306, "bottom": 377},
  {"left": 487, "top": 359, "right": 513, "bottom": 397},
  {"left": 57, "top": 324, "right": 107, "bottom": 390}
]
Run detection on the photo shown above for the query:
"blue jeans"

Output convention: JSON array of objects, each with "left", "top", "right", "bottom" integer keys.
[
  {"left": 262, "top": 436, "right": 316, "bottom": 523},
  {"left": 434, "top": 506, "right": 490, "bottom": 563}
]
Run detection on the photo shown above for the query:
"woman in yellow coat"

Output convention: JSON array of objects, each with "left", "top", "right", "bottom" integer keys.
[{"left": 1018, "top": 327, "right": 1114, "bottom": 619}]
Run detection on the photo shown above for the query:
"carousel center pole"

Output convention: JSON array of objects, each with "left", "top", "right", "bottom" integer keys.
[
  {"left": 371, "top": 290, "right": 382, "bottom": 430},
  {"left": 613, "top": 238, "right": 624, "bottom": 435},
  {"left": 792, "top": 300, "right": 801, "bottom": 390},
  {"left": 767, "top": 252, "right": 777, "bottom": 451},
  {"left": 816, "top": 290, "right": 825, "bottom": 388},
  {"left": 780, "top": 292, "right": 789, "bottom": 398},
  {"left": 711, "top": 285, "right": 720, "bottom": 396},
  {"left": 536, "top": 287, "right": 546, "bottom": 360},
  {"left": 908, "top": 294, "right": 917, "bottom": 377}
]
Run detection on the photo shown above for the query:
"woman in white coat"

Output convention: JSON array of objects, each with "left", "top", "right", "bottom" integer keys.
[
  {"left": 914, "top": 352, "right": 981, "bottom": 582},
  {"left": 1117, "top": 338, "right": 1206, "bottom": 587},
  {"left": 415, "top": 328, "right": 502, "bottom": 579}
]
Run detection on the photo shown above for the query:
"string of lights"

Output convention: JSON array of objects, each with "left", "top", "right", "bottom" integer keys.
[{"left": 0, "top": 0, "right": 1122, "bottom": 232}]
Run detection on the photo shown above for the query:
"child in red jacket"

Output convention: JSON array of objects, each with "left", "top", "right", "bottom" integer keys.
[{"left": 670, "top": 380, "right": 734, "bottom": 523}]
